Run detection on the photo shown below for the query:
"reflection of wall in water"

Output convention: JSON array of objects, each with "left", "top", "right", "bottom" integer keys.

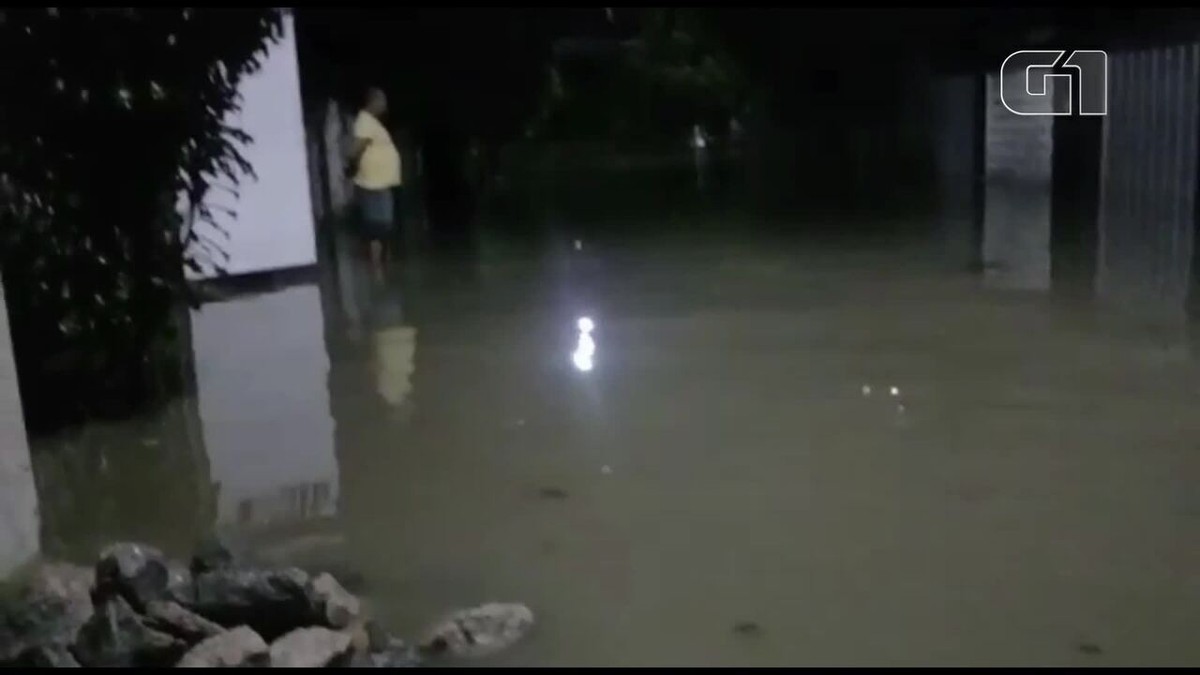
[
  {"left": 0, "top": 284, "right": 38, "bottom": 577},
  {"left": 191, "top": 285, "right": 338, "bottom": 529}
]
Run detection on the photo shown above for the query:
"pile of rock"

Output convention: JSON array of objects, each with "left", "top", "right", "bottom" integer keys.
[{"left": 0, "top": 541, "right": 420, "bottom": 668}]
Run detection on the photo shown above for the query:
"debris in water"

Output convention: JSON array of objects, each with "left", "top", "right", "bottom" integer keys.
[
  {"left": 889, "top": 386, "right": 900, "bottom": 397},
  {"left": 732, "top": 621, "right": 763, "bottom": 638},
  {"left": 418, "top": 602, "right": 534, "bottom": 660},
  {"left": 537, "top": 487, "right": 568, "bottom": 501},
  {"left": 600, "top": 465, "right": 612, "bottom": 475},
  {"left": 1077, "top": 642, "right": 1103, "bottom": 656},
  {"left": 861, "top": 384, "right": 872, "bottom": 397}
]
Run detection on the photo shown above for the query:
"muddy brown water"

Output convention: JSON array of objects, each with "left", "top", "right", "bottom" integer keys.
[{"left": 6, "top": 229, "right": 1200, "bottom": 667}]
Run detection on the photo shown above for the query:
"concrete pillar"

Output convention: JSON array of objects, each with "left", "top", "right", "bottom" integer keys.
[
  {"left": 307, "top": 116, "right": 327, "bottom": 223},
  {"left": 982, "top": 73, "right": 1054, "bottom": 290},
  {"left": 323, "top": 101, "right": 353, "bottom": 219}
]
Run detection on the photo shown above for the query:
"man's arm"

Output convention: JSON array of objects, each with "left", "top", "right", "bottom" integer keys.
[
  {"left": 348, "top": 113, "right": 374, "bottom": 162},
  {"left": 349, "top": 136, "right": 371, "bottom": 161}
]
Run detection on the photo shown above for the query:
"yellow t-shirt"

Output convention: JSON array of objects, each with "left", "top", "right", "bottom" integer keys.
[{"left": 352, "top": 111, "right": 402, "bottom": 190}]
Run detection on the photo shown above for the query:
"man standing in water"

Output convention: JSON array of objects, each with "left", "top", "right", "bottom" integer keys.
[
  {"left": 691, "top": 122, "right": 710, "bottom": 193},
  {"left": 349, "top": 87, "right": 402, "bottom": 282}
]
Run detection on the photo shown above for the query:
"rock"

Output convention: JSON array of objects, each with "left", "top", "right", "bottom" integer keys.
[
  {"left": 176, "top": 626, "right": 270, "bottom": 668},
  {"left": 94, "top": 543, "right": 193, "bottom": 611},
  {"left": 249, "top": 534, "right": 366, "bottom": 595},
  {"left": 342, "top": 618, "right": 393, "bottom": 656},
  {"left": 143, "top": 601, "right": 223, "bottom": 644},
  {"left": 162, "top": 562, "right": 196, "bottom": 606},
  {"left": 0, "top": 562, "right": 95, "bottom": 666},
  {"left": 307, "top": 572, "right": 360, "bottom": 629},
  {"left": 363, "top": 619, "right": 390, "bottom": 653},
  {"left": 72, "top": 594, "right": 185, "bottom": 667},
  {"left": 190, "top": 535, "right": 236, "bottom": 576},
  {"left": 269, "top": 627, "right": 354, "bottom": 667},
  {"left": 418, "top": 602, "right": 534, "bottom": 660},
  {"left": 0, "top": 595, "right": 82, "bottom": 666},
  {"left": 25, "top": 562, "right": 94, "bottom": 622},
  {"left": 343, "top": 619, "right": 370, "bottom": 654},
  {"left": 368, "top": 638, "right": 421, "bottom": 668},
  {"left": 192, "top": 568, "right": 312, "bottom": 640},
  {"left": 309, "top": 562, "right": 367, "bottom": 595},
  {"left": 347, "top": 639, "right": 422, "bottom": 669},
  {"left": 17, "top": 644, "right": 81, "bottom": 667},
  {"left": 341, "top": 621, "right": 420, "bottom": 668}
]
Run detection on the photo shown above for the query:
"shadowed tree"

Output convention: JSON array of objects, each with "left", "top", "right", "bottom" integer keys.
[{"left": 0, "top": 8, "right": 283, "bottom": 432}]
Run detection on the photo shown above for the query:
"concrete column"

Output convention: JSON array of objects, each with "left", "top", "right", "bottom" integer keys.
[
  {"left": 982, "top": 73, "right": 1054, "bottom": 290},
  {"left": 323, "top": 101, "right": 353, "bottom": 219}
]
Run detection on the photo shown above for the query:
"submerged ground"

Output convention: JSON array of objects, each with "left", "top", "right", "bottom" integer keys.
[{"left": 4, "top": 158, "right": 1199, "bottom": 666}]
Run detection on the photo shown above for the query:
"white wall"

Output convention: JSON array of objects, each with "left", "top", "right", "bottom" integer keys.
[
  {"left": 190, "top": 285, "right": 338, "bottom": 528},
  {"left": 185, "top": 12, "right": 317, "bottom": 279},
  {"left": 0, "top": 285, "right": 39, "bottom": 577}
]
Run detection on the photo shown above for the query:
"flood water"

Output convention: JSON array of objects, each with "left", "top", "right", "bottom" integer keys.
[{"left": 7, "top": 202, "right": 1200, "bottom": 666}]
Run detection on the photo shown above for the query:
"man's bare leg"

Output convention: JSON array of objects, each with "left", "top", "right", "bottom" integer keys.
[{"left": 369, "top": 239, "right": 385, "bottom": 284}]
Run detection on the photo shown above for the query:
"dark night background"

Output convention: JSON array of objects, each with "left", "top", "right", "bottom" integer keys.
[{"left": 292, "top": 7, "right": 1200, "bottom": 246}]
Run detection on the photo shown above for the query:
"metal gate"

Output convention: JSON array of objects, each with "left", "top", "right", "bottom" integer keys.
[{"left": 1096, "top": 43, "right": 1200, "bottom": 315}]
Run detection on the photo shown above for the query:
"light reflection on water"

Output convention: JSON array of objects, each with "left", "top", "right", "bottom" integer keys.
[{"left": 572, "top": 316, "right": 596, "bottom": 373}]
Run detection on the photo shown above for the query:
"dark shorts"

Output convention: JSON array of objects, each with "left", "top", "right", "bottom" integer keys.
[{"left": 356, "top": 187, "right": 398, "bottom": 241}]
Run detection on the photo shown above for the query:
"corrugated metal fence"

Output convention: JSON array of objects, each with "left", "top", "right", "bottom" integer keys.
[{"left": 1097, "top": 42, "right": 1200, "bottom": 314}]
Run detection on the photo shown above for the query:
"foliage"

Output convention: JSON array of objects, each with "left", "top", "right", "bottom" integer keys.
[
  {"left": 296, "top": 9, "right": 553, "bottom": 148},
  {"left": 626, "top": 9, "right": 746, "bottom": 118},
  {"left": 530, "top": 8, "right": 748, "bottom": 144},
  {"left": 0, "top": 8, "right": 282, "bottom": 431}
]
